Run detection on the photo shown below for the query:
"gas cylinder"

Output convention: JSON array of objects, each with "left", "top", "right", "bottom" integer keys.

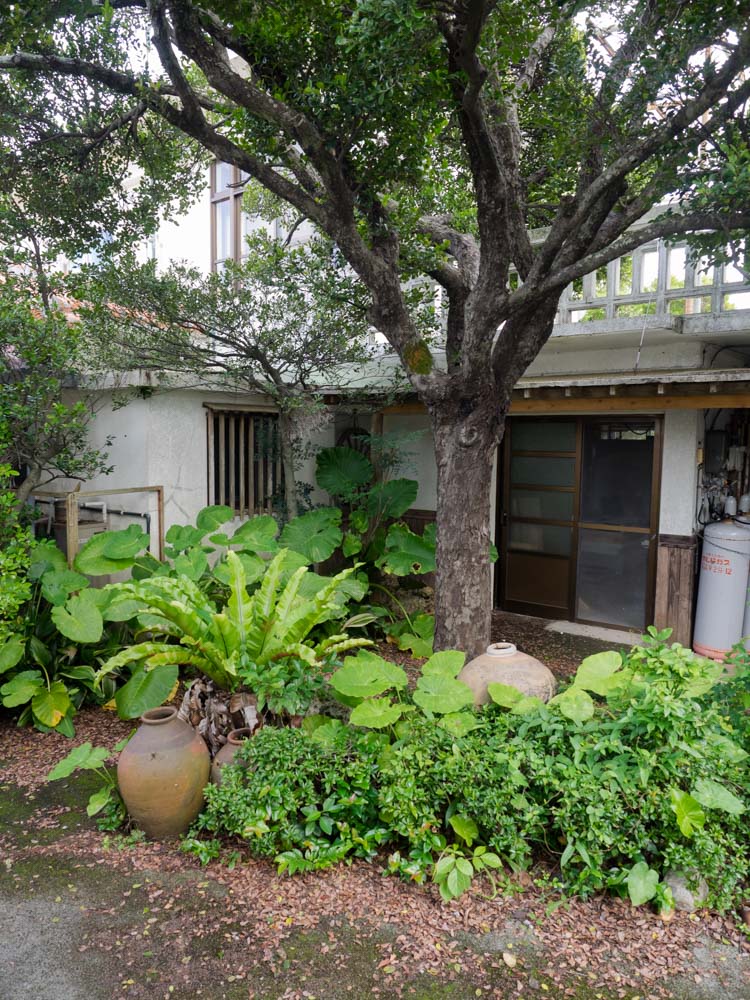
[
  {"left": 693, "top": 519, "right": 750, "bottom": 660},
  {"left": 735, "top": 515, "right": 750, "bottom": 650}
]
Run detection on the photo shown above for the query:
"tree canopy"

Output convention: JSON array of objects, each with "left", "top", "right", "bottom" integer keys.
[{"left": 2, "top": 0, "right": 749, "bottom": 651}]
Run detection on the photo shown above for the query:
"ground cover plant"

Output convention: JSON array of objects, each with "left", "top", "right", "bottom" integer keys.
[{"left": 186, "top": 629, "right": 750, "bottom": 914}]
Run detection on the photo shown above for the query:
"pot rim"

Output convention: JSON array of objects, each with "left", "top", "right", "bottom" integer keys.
[
  {"left": 141, "top": 706, "right": 179, "bottom": 725},
  {"left": 226, "top": 727, "right": 254, "bottom": 744},
  {"left": 486, "top": 641, "right": 518, "bottom": 657}
]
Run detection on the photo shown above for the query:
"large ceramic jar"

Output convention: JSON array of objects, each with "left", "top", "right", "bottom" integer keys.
[
  {"left": 117, "top": 706, "right": 210, "bottom": 839},
  {"left": 210, "top": 727, "right": 254, "bottom": 787},
  {"left": 458, "top": 642, "right": 556, "bottom": 706}
]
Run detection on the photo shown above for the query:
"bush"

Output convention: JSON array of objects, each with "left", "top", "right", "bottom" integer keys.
[{"left": 187, "top": 630, "right": 750, "bottom": 911}]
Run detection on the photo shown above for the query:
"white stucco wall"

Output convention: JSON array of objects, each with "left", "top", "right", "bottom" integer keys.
[{"left": 658, "top": 409, "right": 701, "bottom": 536}]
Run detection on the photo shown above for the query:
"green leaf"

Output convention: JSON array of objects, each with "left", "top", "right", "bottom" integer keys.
[
  {"left": 487, "top": 682, "right": 523, "bottom": 709},
  {"left": 342, "top": 532, "right": 363, "bottom": 558},
  {"left": 670, "top": 788, "right": 706, "bottom": 837},
  {"left": 349, "top": 697, "right": 404, "bottom": 729},
  {"left": 224, "top": 514, "right": 279, "bottom": 552},
  {"left": 397, "top": 613, "right": 434, "bottom": 659},
  {"left": 438, "top": 712, "right": 483, "bottom": 737},
  {"left": 114, "top": 663, "right": 179, "bottom": 720},
  {"left": 74, "top": 530, "right": 141, "bottom": 577},
  {"left": 51, "top": 591, "right": 104, "bottom": 644},
  {"left": 28, "top": 541, "right": 67, "bottom": 580},
  {"left": 47, "top": 742, "right": 110, "bottom": 780},
  {"left": 422, "top": 650, "right": 466, "bottom": 678},
  {"left": 692, "top": 778, "right": 745, "bottom": 815},
  {"left": 213, "top": 551, "right": 266, "bottom": 587},
  {"left": 102, "top": 524, "right": 150, "bottom": 559},
  {"left": 365, "top": 478, "right": 418, "bottom": 519},
  {"left": 413, "top": 674, "right": 474, "bottom": 715},
  {"left": 510, "top": 695, "right": 544, "bottom": 716},
  {"left": 445, "top": 864, "right": 472, "bottom": 899},
  {"left": 0, "top": 637, "right": 25, "bottom": 674},
  {"left": 196, "top": 505, "right": 234, "bottom": 531},
  {"left": 165, "top": 523, "right": 207, "bottom": 552},
  {"left": 627, "top": 861, "right": 660, "bottom": 906},
  {"left": 449, "top": 814, "right": 478, "bottom": 846},
  {"left": 315, "top": 446, "right": 373, "bottom": 497},
  {"left": 330, "top": 650, "right": 408, "bottom": 698},
  {"left": 1, "top": 670, "right": 44, "bottom": 707},
  {"left": 549, "top": 686, "right": 595, "bottom": 724},
  {"left": 173, "top": 547, "right": 209, "bottom": 581},
  {"left": 40, "top": 569, "right": 90, "bottom": 606},
  {"left": 86, "top": 784, "right": 114, "bottom": 818},
  {"left": 280, "top": 508, "right": 343, "bottom": 563},
  {"left": 32, "top": 681, "right": 72, "bottom": 728},
  {"left": 573, "top": 651, "right": 623, "bottom": 694},
  {"left": 378, "top": 522, "right": 436, "bottom": 576},
  {"left": 102, "top": 598, "right": 144, "bottom": 622}
]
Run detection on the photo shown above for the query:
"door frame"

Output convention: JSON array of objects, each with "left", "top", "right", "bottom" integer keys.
[{"left": 494, "top": 414, "right": 663, "bottom": 629}]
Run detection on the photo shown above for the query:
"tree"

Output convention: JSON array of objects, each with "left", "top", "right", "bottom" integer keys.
[
  {"left": 76, "top": 231, "right": 380, "bottom": 520},
  {"left": 0, "top": 275, "right": 114, "bottom": 505},
  {"left": 2, "top": 2, "right": 749, "bottom": 653}
]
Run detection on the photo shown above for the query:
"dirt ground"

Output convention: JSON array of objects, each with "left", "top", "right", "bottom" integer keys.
[{"left": 1, "top": 706, "right": 749, "bottom": 1000}]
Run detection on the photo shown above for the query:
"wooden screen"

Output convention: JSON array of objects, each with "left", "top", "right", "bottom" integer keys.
[{"left": 207, "top": 409, "right": 283, "bottom": 517}]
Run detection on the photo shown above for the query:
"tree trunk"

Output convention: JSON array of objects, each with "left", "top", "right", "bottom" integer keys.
[
  {"left": 14, "top": 465, "right": 43, "bottom": 509},
  {"left": 277, "top": 410, "right": 299, "bottom": 522},
  {"left": 430, "top": 398, "right": 504, "bottom": 658}
]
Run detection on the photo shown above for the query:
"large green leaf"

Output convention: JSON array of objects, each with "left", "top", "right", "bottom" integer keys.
[
  {"left": 223, "top": 514, "right": 279, "bottom": 552},
  {"left": 28, "top": 540, "right": 67, "bottom": 580},
  {"left": 366, "top": 478, "right": 418, "bottom": 519},
  {"left": 315, "top": 446, "right": 373, "bottom": 498},
  {"left": 413, "top": 674, "right": 474, "bottom": 715},
  {"left": 549, "top": 686, "right": 595, "bottom": 724},
  {"left": 692, "top": 778, "right": 745, "bottom": 815},
  {"left": 40, "top": 568, "right": 90, "bottom": 606},
  {"left": 173, "top": 547, "right": 209, "bottom": 581},
  {"left": 449, "top": 814, "right": 478, "bottom": 846},
  {"left": 213, "top": 551, "right": 266, "bottom": 587},
  {"left": 280, "top": 507, "right": 343, "bottom": 563},
  {"left": 86, "top": 785, "right": 115, "bottom": 818},
  {"left": 397, "top": 614, "right": 434, "bottom": 659},
  {"left": 114, "top": 663, "right": 179, "bottom": 719},
  {"left": 421, "top": 650, "right": 465, "bottom": 678},
  {"left": 438, "top": 712, "right": 484, "bottom": 737},
  {"left": 330, "top": 650, "right": 408, "bottom": 698},
  {"left": 0, "top": 637, "right": 25, "bottom": 675},
  {"left": 573, "top": 651, "right": 623, "bottom": 695},
  {"left": 32, "top": 681, "right": 72, "bottom": 728},
  {"left": 196, "top": 505, "right": 234, "bottom": 531},
  {"left": 349, "top": 697, "right": 404, "bottom": 729},
  {"left": 74, "top": 530, "right": 143, "bottom": 576},
  {"left": 626, "top": 861, "right": 660, "bottom": 907},
  {"left": 378, "top": 522, "right": 436, "bottom": 576},
  {"left": 102, "top": 524, "right": 150, "bottom": 559},
  {"left": 1, "top": 670, "right": 44, "bottom": 707},
  {"left": 47, "top": 742, "right": 110, "bottom": 780},
  {"left": 165, "top": 523, "right": 207, "bottom": 553},
  {"left": 487, "top": 682, "right": 524, "bottom": 709},
  {"left": 670, "top": 788, "right": 706, "bottom": 837},
  {"left": 50, "top": 591, "right": 104, "bottom": 644}
]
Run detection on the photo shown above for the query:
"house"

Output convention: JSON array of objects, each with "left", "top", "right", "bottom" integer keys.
[{"left": 52, "top": 164, "right": 750, "bottom": 647}]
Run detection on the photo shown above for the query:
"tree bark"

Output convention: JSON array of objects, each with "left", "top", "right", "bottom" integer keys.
[
  {"left": 430, "top": 395, "right": 504, "bottom": 658},
  {"left": 277, "top": 409, "right": 299, "bottom": 522}
]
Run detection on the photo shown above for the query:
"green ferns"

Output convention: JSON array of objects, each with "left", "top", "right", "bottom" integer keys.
[{"left": 95, "top": 550, "right": 371, "bottom": 704}]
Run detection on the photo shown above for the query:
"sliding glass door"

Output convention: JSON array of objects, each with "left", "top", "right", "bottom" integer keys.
[{"left": 499, "top": 416, "right": 660, "bottom": 630}]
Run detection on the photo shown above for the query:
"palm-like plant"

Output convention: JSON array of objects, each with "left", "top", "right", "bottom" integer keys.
[{"left": 95, "top": 550, "right": 371, "bottom": 692}]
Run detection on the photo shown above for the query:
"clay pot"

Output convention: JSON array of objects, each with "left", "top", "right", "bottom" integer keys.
[
  {"left": 458, "top": 642, "right": 557, "bottom": 706},
  {"left": 210, "top": 727, "right": 254, "bottom": 786},
  {"left": 117, "top": 706, "right": 210, "bottom": 839}
]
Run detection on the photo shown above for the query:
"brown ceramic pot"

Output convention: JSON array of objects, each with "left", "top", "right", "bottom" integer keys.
[
  {"left": 117, "top": 706, "right": 210, "bottom": 839},
  {"left": 210, "top": 727, "right": 254, "bottom": 786}
]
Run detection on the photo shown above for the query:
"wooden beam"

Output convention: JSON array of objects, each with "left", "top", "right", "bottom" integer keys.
[{"left": 510, "top": 392, "right": 750, "bottom": 413}]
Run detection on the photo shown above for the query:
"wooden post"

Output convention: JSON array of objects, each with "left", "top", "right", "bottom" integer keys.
[{"left": 65, "top": 491, "right": 78, "bottom": 568}]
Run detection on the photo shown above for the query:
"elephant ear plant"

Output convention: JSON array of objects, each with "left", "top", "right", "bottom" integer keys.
[{"left": 94, "top": 549, "right": 372, "bottom": 722}]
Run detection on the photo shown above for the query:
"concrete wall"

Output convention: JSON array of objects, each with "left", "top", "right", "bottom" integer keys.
[{"left": 658, "top": 410, "right": 701, "bottom": 535}]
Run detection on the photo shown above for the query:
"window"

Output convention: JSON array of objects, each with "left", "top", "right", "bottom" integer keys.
[
  {"left": 207, "top": 409, "right": 283, "bottom": 516},
  {"left": 210, "top": 162, "right": 250, "bottom": 271}
]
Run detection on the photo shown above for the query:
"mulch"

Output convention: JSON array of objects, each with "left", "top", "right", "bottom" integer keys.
[{"left": 2, "top": 705, "right": 749, "bottom": 1000}]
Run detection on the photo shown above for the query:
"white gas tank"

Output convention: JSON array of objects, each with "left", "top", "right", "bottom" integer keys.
[{"left": 693, "top": 519, "right": 750, "bottom": 660}]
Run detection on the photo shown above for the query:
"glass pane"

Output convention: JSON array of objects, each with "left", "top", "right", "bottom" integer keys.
[
  {"left": 214, "top": 199, "right": 232, "bottom": 261},
  {"left": 509, "top": 523, "right": 571, "bottom": 556},
  {"left": 576, "top": 529, "right": 650, "bottom": 629},
  {"left": 668, "top": 247, "right": 686, "bottom": 289},
  {"left": 579, "top": 422, "right": 654, "bottom": 527},
  {"left": 510, "top": 489, "right": 574, "bottom": 520},
  {"left": 511, "top": 456, "right": 576, "bottom": 487},
  {"left": 639, "top": 249, "right": 658, "bottom": 293},
  {"left": 617, "top": 256, "right": 633, "bottom": 295},
  {"left": 512, "top": 420, "right": 576, "bottom": 452},
  {"left": 215, "top": 162, "right": 234, "bottom": 191}
]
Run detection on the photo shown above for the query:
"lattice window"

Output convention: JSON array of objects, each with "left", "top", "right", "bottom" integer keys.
[{"left": 207, "top": 409, "right": 283, "bottom": 516}]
